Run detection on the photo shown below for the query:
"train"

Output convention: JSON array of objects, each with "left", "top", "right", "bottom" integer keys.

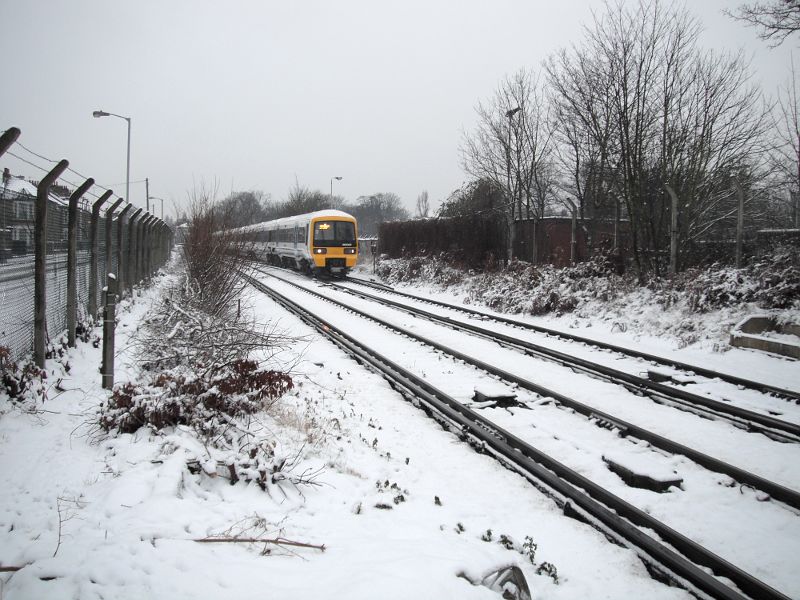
[{"left": 236, "top": 210, "right": 359, "bottom": 277}]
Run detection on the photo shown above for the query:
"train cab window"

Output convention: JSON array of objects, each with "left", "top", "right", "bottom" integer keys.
[{"left": 313, "top": 221, "right": 356, "bottom": 247}]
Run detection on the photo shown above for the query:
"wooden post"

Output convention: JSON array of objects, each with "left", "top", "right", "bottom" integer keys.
[
  {"left": 88, "top": 190, "right": 113, "bottom": 320},
  {"left": 66, "top": 178, "right": 94, "bottom": 347},
  {"left": 116, "top": 204, "right": 133, "bottom": 294},
  {"left": 34, "top": 159, "right": 69, "bottom": 368},
  {"left": 101, "top": 274, "right": 117, "bottom": 389},
  {"left": 665, "top": 184, "right": 679, "bottom": 276},
  {"left": 734, "top": 179, "right": 744, "bottom": 269}
]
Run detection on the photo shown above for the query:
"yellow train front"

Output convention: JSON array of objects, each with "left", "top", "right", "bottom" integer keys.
[{"left": 307, "top": 211, "right": 358, "bottom": 277}]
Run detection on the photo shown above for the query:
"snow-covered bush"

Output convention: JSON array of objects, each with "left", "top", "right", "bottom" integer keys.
[
  {"left": 0, "top": 346, "right": 46, "bottom": 403},
  {"left": 99, "top": 359, "right": 293, "bottom": 436},
  {"left": 375, "top": 248, "right": 799, "bottom": 316},
  {"left": 377, "top": 253, "right": 630, "bottom": 315},
  {"left": 98, "top": 194, "right": 304, "bottom": 491},
  {"left": 675, "top": 246, "right": 800, "bottom": 312},
  {"left": 370, "top": 248, "right": 799, "bottom": 347}
]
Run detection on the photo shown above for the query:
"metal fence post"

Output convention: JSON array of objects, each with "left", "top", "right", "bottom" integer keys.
[
  {"left": 138, "top": 213, "right": 149, "bottom": 282},
  {"left": 136, "top": 214, "right": 147, "bottom": 285},
  {"left": 127, "top": 208, "right": 142, "bottom": 294},
  {"left": 66, "top": 178, "right": 94, "bottom": 347},
  {"left": 34, "top": 159, "right": 69, "bottom": 368},
  {"left": 116, "top": 204, "right": 133, "bottom": 294},
  {"left": 101, "top": 274, "right": 117, "bottom": 389},
  {"left": 734, "top": 179, "right": 745, "bottom": 269},
  {"left": 153, "top": 220, "right": 163, "bottom": 273},
  {"left": 0, "top": 128, "right": 22, "bottom": 265},
  {"left": 0, "top": 127, "right": 21, "bottom": 158},
  {"left": 152, "top": 218, "right": 160, "bottom": 276},
  {"left": 104, "top": 197, "right": 124, "bottom": 281},
  {"left": 665, "top": 184, "right": 679, "bottom": 276},
  {"left": 143, "top": 216, "right": 154, "bottom": 279},
  {"left": 139, "top": 215, "right": 149, "bottom": 281},
  {"left": 89, "top": 190, "right": 113, "bottom": 320}
]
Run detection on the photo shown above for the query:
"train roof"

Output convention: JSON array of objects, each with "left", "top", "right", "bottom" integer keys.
[{"left": 237, "top": 210, "right": 356, "bottom": 233}]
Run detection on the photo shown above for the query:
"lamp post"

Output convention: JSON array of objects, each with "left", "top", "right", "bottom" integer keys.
[
  {"left": 150, "top": 196, "right": 166, "bottom": 219},
  {"left": 504, "top": 107, "right": 520, "bottom": 263},
  {"left": 330, "top": 176, "right": 342, "bottom": 203},
  {"left": 93, "top": 110, "right": 131, "bottom": 206}
]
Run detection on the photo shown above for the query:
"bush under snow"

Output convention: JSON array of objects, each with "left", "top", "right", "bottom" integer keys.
[{"left": 373, "top": 247, "right": 800, "bottom": 347}]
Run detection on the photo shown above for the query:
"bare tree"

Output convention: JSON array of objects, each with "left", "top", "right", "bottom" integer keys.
[
  {"left": 460, "top": 69, "right": 556, "bottom": 262},
  {"left": 772, "top": 59, "right": 800, "bottom": 226},
  {"left": 545, "top": 0, "right": 770, "bottom": 275},
  {"left": 217, "top": 190, "right": 269, "bottom": 228},
  {"left": 726, "top": 0, "right": 800, "bottom": 46},
  {"left": 415, "top": 190, "right": 430, "bottom": 218},
  {"left": 348, "top": 192, "right": 408, "bottom": 236},
  {"left": 275, "top": 182, "right": 332, "bottom": 219}
]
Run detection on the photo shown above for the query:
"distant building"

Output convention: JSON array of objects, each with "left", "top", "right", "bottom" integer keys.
[{"left": 1, "top": 175, "right": 69, "bottom": 257}]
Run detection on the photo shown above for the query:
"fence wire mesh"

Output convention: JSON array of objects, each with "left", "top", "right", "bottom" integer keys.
[{"left": 1, "top": 185, "right": 168, "bottom": 362}]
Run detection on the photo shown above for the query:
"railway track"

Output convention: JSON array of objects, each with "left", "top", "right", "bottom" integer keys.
[
  {"left": 245, "top": 272, "right": 792, "bottom": 600},
  {"left": 252, "top": 266, "right": 800, "bottom": 511},
  {"left": 345, "top": 275, "right": 800, "bottom": 404},
  {"left": 337, "top": 278, "right": 800, "bottom": 442}
]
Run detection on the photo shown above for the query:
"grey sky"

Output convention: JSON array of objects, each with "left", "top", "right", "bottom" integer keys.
[{"left": 1, "top": 0, "right": 795, "bottom": 218}]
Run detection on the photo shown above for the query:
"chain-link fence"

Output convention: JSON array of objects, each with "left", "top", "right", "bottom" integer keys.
[{"left": 1, "top": 129, "right": 173, "bottom": 364}]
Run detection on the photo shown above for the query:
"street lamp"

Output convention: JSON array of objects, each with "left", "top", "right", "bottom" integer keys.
[
  {"left": 504, "top": 106, "right": 520, "bottom": 207},
  {"left": 330, "top": 176, "right": 342, "bottom": 203},
  {"left": 150, "top": 196, "right": 166, "bottom": 219},
  {"left": 504, "top": 106, "right": 520, "bottom": 264},
  {"left": 93, "top": 110, "right": 131, "bottom": 207}
]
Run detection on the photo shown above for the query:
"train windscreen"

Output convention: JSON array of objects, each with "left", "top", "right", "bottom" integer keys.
[{"left": 313, "top": 221, "right": 356, "bottom": 247}]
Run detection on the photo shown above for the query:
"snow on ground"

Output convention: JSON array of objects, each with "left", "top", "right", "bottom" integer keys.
[
  {"left": 260, "top": 269, "right": 800, "bottom": 596},
  {"left": 0, "top": 265, "right": 694, "bottom": 599},
  {"left": 359, "top": 261, "right": 800, "bottom": 393}
]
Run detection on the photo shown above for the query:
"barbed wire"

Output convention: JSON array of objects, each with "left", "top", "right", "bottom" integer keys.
[
  {"left": 2, "top": 138, "right": 134, "bottom": 207},
  {"left": 11, "top": 140, "right": 120, "bottom": 199}
]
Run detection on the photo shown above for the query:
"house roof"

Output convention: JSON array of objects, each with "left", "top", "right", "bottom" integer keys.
[{"left": 2, "top": 176, "right": 68, "bottom": 205}]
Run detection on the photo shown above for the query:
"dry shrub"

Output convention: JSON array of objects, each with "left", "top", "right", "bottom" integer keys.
[
  {"left": 375, "top": 248, "right": 799, "bottom": 318},
  {"left": 99, "top": 359, "right": 292, "bottom": 436},
  {"left": 670, "top": 245, "right": 800, "bottom": 312},
  {"left": 96, "top": 188, "right": 309, "bottom": 491},
  {"left": 378, "top": 253, "right": 625, "bottom": 316},
  {"left": 0, "top": 346, "right": 45, "bottom": 402}
]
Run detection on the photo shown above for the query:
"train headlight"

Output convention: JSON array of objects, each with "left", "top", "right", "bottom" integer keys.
[
  {"left": 313, "top": 248, "right": 327, "bottom": 254},
  {"left": 344, "top": 248, "right": 356, "bottom": 254}
]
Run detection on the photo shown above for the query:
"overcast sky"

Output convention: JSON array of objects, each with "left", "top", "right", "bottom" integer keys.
[{"left": 1, "top": 0, "right": 796, "bottom": 218}]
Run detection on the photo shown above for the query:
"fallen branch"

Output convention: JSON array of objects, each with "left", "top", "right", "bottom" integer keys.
[
  {"left": 193, "top": 536, "right": 325, "bottom": 551},
  {"left": 0, "top": 566, "right": 24, "bottom": 572}
]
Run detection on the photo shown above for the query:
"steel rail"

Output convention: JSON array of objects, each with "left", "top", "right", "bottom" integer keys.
[
  {"left": 246, "top": 274, "right": 791, "bottom": 600},
  {"left": 256, "top": 268, "right": 800, "bottom": 509},
  {"left": 345, "top": 276, "right": 800, "bottom": 402},
  {"left": 338, "top": 279, "right": 800, "bottom": 441}
]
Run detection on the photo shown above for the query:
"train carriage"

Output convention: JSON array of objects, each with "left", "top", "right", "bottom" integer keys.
[{"left": 239, "top": 210, "right": 358, "bottom": 277}]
